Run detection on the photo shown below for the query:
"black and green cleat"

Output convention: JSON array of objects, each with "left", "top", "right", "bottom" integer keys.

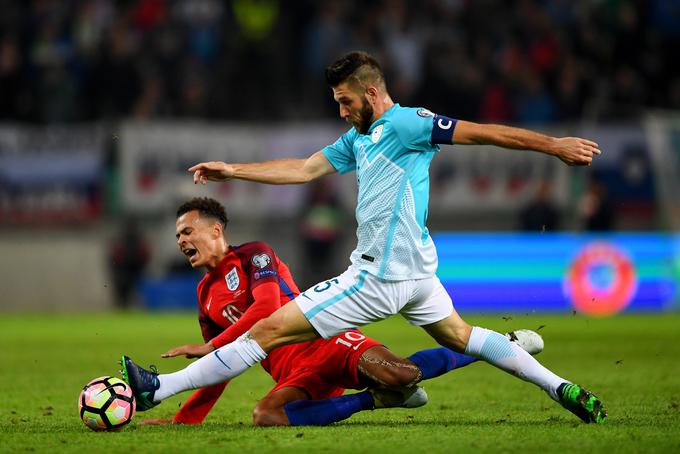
[
  {"left": 557, "top": 383, "right": 607, "bottom": 424},
  {"left": 120, "top": 355, "right": 160, "bottom": 412}
]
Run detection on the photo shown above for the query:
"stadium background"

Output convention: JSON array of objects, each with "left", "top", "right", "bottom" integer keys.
[
  {"left": 1, "top": 0, "right": 677, "bottom": 314},
  {"left": 2, "top": 1, "right": 680, "bottom": 452}
]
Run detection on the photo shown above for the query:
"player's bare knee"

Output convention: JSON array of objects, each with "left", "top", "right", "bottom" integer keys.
[
  {"left": 455, "top": 323, "right": 473, "bottom": 349},
  {"left": 428, "top": 319, "right": 472, "bottom": 352},
  {"left": 443, "top": 324, "right": 472, "bottom": 352}
]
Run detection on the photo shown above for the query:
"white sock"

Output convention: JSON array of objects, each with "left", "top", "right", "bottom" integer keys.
[
  {"left": 465, "top": 326, "right": 567, "bottom": 401},
  {"left": 154, "top": 332, "right": 267, "bottom": 402}
]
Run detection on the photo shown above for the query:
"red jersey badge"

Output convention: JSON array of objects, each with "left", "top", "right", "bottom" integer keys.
[{"left": 225, "top": 267, "right": 240, "bottom": 291}]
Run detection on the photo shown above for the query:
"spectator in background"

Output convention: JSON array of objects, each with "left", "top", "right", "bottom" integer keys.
[
  {"left": 0, "top": 37, "right": 25, "bottom": 120},
  {"left": 380, "top": 0, "right": 425, "bottom": 103},
  {"left": 516, "top": 69, "right": 556, "bottom": 125},
  {"left": 302, "top": 0, "right": 348, "bottom": 77},
  {"left": 480, "top": 78, "right": 513, "bottom": 123},
  {"left": 519, "top": 180, "right": 561, "bottom": 232},
  {"left": 109, "top": 218, "right": 151, "bottom": 309},
  {"left": 88, "top": 20, "right": 141, "bottom": 119},
  {"left": 133, "top": 72, "right": 167, "bottom": 119},
  {"left": 1, "top": 0, "right": 678, "bottom": 124},
  {"left": 231, "top": 0, "right": 283, "bottom": 117},
  {"left": 299, "top": 179, "right": 344, "bottom": 288},
  {"left": 554, "top": 56, "right": 586, "bottom": 122},
  {"left": 579, "top": 175, "right": 615, "bottom": 231}
]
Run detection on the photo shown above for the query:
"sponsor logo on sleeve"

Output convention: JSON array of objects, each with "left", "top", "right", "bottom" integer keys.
[
  {"left": 251, "top": 253, "right": 272, "bottom": 269},
  {"left": 254, "top": 269, "right": 278, "bottom": 280},
  {"left": 417, "top": 108, "right": 435, "bottom": 118}
]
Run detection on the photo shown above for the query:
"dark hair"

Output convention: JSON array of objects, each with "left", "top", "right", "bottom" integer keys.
[
  {"left": 176, "top": 197, "right": 229, "bottom": 229},
  {"left": 325, "top": 51, "right": 386, "bottom": 90}
]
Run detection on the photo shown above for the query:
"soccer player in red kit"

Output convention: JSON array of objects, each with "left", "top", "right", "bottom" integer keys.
[{"left": 128, "top": 197, "right": 543, "bottom": 426}]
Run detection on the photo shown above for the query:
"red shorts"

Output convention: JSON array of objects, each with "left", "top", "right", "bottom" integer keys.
[{"left": 264, "top": 330, "right": 382, "bottom": 400}]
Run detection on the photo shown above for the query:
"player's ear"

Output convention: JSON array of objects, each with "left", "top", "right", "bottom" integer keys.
[
  {"left": 365, "top": 85, "right": 379, "bottom": 102},
  {"left": 212, "top": 222, "right": 222, "bottom": 239}
]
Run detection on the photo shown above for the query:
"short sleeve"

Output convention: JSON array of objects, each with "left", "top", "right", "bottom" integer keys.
[
  {"left": 321, "top": 128, "right": 357, "bottom": 174},
  {"left": 394, "top": 107, "right": 457, "bottom": 151}
]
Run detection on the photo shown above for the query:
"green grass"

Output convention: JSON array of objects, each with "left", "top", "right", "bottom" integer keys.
[{"left": 2, "top": 312, "right": 680, "bottom": 453}]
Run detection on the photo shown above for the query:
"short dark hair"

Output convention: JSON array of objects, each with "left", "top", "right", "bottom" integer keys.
[
  {"left": 176, "top": 197, "right": 229, "bottom": 229},
  {"left": 325, "top": 51, "right": 386, "bottom": 91}
]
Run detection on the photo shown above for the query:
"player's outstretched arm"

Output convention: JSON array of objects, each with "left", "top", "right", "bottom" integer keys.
[
  {"left": 188, "top": 150, "right": 336, "bottom": 185},
  {"left": 451, "top": 120, "right": 601, "bottom": 166}
]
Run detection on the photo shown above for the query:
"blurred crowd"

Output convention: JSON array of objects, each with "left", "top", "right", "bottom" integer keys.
[{"left": 0, "top": 0, "right": 679, "bottom": 125}]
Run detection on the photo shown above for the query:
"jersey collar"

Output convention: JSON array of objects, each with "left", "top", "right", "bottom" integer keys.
[
  {"left": 362, "top": 103, "right": 399, "bottom": 136},
  {"left": 206, "top": 248, "right": 236, "bottom": 277}
]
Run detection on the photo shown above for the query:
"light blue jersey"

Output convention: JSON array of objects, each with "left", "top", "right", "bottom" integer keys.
[{"left": 322, "top": 104, "right": 457, "bottom": 281}]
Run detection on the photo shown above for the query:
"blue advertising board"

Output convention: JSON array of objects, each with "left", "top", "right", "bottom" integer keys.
[{"left": 434, "top": 233, "right": 679, "bottom": 315}]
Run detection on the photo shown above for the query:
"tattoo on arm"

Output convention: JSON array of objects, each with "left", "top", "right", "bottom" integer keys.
[{"left": 357, "top": 357, "right": 422, "bottom": 388}]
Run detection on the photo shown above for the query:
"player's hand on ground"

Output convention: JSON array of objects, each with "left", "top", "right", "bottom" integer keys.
[
  {"left": 139, "top": 418, "right": 174, "bottom": 426},
  {"left": 188, "top": 161, "right": 235, "bottom": 184},
  {"left": 552, "top": 137, "right": 601, "bottom": 166},
  {"left": 161, "top": 342, "right": 215, "bottom": 359}
]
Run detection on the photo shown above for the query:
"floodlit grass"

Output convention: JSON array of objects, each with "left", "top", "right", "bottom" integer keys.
[{"left": 2, "top": 312, "right": 679, "bottom": 453}]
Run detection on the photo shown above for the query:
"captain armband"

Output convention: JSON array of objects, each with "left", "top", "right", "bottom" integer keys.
[{"left": 430, "top": 115, "right": 458, "bottom": 144}]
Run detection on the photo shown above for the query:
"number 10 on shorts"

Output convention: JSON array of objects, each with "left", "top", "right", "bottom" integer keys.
[{"left": 335, "top": 331, "right": 367, "bottom": 350}]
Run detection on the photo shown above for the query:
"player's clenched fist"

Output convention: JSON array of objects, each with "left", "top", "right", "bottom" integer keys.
[
  {"left": 552, "top": 137, "right": 602, "bottom": 166},
  {"left": 188, "top": 161, "right": 235, "bottom": 185}
]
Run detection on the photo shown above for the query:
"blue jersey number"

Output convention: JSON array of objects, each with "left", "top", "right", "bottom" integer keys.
[{"left": 313, "top": 278, "right": 340, "bottom": 293}]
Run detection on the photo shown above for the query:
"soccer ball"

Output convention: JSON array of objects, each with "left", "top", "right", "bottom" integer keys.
[{"left": 78, "top": 376, "right": 136, "bottom": 431}]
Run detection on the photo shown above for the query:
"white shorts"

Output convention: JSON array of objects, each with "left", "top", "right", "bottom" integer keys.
[{"left": 295, "top": 266, "right": 454, "bottom": 339}]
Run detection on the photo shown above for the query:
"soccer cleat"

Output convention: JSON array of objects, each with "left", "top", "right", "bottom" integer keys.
[
  {"left": 369, "top": 386, "right": 428, "bottom": 409},
  {"left": 505, "top": 329, "right": 544, "bottom": 355},
  {"left": 120, "top": 355, "right": 161, "bottom": 412},
  {"left": 557, "top": 383, "right": 607, "bottom": 424}
]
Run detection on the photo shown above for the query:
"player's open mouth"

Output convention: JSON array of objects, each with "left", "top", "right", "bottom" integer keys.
[{"left": 183, "top": 248, "right": 198, "bottom": 260}]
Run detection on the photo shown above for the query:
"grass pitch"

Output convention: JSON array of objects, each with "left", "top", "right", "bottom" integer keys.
[{"left": 2, "top": 312, "right": 679, "bottom": 453}]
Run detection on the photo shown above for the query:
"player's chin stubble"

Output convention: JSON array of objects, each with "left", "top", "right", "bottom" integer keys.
[{"left": 354, "top": 99, "right": 374, "bottom": 134}]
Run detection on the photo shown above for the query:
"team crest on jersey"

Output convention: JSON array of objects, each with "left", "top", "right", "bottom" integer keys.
[
  {"left": 417, "top": 108, "right": 435, "bottom": 118},
  {"left": 251, "top": 253, "right": 271, "bottom": 269},
  {"left": 371, "top": 124, "right": 384, "bottom": 143},
  {"left": 225, "top": 267, "right": 240, "bottom": 291}
]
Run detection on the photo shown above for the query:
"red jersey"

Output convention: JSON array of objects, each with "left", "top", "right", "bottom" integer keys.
[
  {"left": 173, "top": 241, "right": 303, "bottom": 424},
  {"left": 194, "top": 241, "right": 308, "bottom": 378},
  {"left": 195, "top": 241, "right": 299, "bottom": 350},
  {"left": 173, "top": 241, "right": 380, "bottom": 424}
]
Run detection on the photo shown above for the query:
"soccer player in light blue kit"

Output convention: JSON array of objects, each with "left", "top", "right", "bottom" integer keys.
[{"left": 123, "top": 51, "right": 606, "bottom": 424}]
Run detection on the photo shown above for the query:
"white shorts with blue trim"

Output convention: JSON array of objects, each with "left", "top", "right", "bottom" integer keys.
[{"left": 294, "top": 266, "right": 454, "bottom": 339}]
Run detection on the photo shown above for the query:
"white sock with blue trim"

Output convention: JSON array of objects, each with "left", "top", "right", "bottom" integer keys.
[
  {"left": 465, "top": 327, "right": 566, "bottom": 400},
  {"left": 154, "top": 332, "right": 267, "bottom": 402}
]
